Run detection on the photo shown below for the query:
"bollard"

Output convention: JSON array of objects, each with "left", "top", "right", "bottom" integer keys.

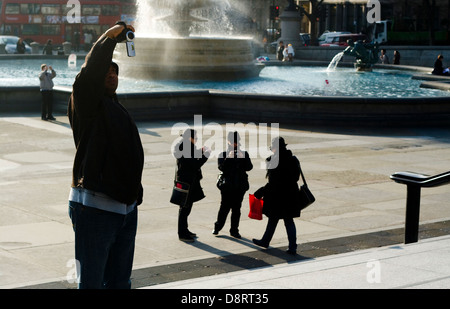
[
  {"left": 30, "top": 42, "right": 40, "bottom": 54},
  {"left": 62, "top": 42, "right": 72, "bottom": 55},
  {"left": 391, "top": 170, "right": 450, "bottom": 244},
  {"left": 404, "top": 185, "right": 421, "bottom": 244}
]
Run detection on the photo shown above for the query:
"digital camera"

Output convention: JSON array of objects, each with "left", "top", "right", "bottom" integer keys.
[
  {"left": 124, "top": 30, "right": 135, "bottom": 57},
  {"left": 117, "top": 27, "right": 136, "bottom": 57}
]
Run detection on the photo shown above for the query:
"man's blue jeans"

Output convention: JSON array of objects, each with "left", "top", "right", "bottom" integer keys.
[{"left": 69, "top": 201, "right": 138, "bottom": 289}]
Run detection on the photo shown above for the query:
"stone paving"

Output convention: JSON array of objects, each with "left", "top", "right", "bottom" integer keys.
[{"left": 1, "top": 113, "right": 450, "bottom": 288}]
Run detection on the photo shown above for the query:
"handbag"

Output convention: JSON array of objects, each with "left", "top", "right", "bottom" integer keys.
[
  {"left": 170, "top": 180, "right": 190, "bottom": 207},
  {"left": 248, "top": 194, "right": 263, "bottom": 220},
  {"left": 170, "top": 169, "right": 190, "bottom": 207},
  {"left": 216, "top": 172, "right": 227, "bottom": 190},
  {"left": 297, "top": 163, "right": 315, "bottom": 211}
]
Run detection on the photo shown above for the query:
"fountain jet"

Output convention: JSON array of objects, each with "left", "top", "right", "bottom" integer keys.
[{"left": 114, "top": 0, "right": 264, "bottom": 81}]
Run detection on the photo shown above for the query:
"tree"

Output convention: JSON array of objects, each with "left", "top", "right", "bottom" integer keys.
[{"left": 298, "top": 0, "right": 325, "bottom": 46}]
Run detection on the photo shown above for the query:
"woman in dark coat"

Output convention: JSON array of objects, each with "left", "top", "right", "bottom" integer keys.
[
  {"left": 213, "top": 131, "right": 253, "bottom": 238},
  {"left": 253, "top": 137, "right": 301, "bottom": 254},
  {"left": 43, "top": 39, "right": 53, "bottom": 55},
  {"left": 173, "top": 128, "right": 210, "bottom": 242}
]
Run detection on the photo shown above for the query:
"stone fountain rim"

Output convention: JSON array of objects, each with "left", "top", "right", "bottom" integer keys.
[{"left": 133, "top": 35, "right": 255, "bottom": 40}]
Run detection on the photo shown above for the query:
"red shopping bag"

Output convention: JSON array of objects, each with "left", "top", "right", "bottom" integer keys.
[{"left": 248, "top": 194, "right": 263, "bottom": 220}]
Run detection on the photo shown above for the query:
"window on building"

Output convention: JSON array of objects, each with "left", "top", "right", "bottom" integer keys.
[
  {"left": 41, "top": 4, "right": 61, "bottom": 15},
  {"left": 5, "top": 3, "right": 20, "bottom": 14},
  {"left": 82, "top": 5, "right": 101, "bottom": 15},
  {"left": 20, "top": 3, "right": 41, "bottom": 14},
  {"left": 102, "top": 5, "right": 119, "bottom": 16},
  {"left": 22, "top": 24, "right": 41, "bottom": 35},
  {"left": 42, "top": 25, "right": 60, "bottom": 35}
]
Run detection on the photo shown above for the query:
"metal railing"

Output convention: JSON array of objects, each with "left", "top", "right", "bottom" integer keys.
[{"left": 390, "top": 171, "right": 450, "bottom": 244}]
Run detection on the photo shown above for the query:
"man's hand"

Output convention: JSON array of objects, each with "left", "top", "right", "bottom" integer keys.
[{"left": 105, "top": 24, "right": 135, "bottom": 41}]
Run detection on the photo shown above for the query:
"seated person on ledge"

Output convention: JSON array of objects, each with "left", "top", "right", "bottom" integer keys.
[{"left": 432, "top": 54, "right": 450, "bottom": 76}]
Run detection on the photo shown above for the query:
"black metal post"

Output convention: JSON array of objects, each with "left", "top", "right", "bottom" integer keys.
[{"left": 404, "top": 184, "right": 421, "bottom": 244}]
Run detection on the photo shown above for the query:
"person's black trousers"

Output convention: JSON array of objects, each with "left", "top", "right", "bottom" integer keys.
[
  {"left": 178, "top": 201, "right": 193, "bottom": 237},
  {"left": 41, "top": 90, "right": 53, "bottom": 119},
  {"left": 214, "top": 190, "right": 245, "bottom": 233}
]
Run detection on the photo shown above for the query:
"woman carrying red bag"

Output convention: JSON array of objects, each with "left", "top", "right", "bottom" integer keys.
[{"left": 252, "top": 137, "right": 301, "bottom": 255}]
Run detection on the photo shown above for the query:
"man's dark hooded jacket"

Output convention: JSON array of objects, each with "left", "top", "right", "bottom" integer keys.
[{"left": 68, "top": 35, "right": 144, "bottom": 206}]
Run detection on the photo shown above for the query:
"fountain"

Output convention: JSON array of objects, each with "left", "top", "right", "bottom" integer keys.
[
  {"left": 114, "top": 0, "right": 264, "bottom": 81},
  {"left": 2, "top": 0, "right": 450, "bottom": 126},
  {"left": 327, "top": 52, "right": 345, "bottom": 71},
  {"left": 342, "top": 39, "right": 379, "bottom": 72}
]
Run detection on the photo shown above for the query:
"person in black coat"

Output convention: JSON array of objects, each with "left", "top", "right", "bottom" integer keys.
[
  {"left": 213, "top": 131, "right": 253, "bottom": 238},
  {"left": 277, "top": 41, "right": 285, "bottom": 61},
  {"left": 252, "top": 137, "right": 301, "bottom": 255},
  {"left": 43, "top": 39, "right": 53, "bottom": 55},
  {"left": 16, "top": 38, "right": 26, "bottom": 54},
  {"left": 432, "top": 54, "right": 449, "bottom": 75},
  {"left": 67, "top": 23, "right": 144, "bottom": 289},
  {"left": 173, "top": 128, "right": 210, "bottom": 242},
  {"left": 393, "top": 50, "right": 400, "bottom": 65}
]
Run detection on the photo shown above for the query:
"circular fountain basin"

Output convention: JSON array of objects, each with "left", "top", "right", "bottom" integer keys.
[
  {"left": 1, "top": 57, "right": 450, "bottom": 126},
  {"left": 114, "top": 36, "right": 264, "bottom": 81},
  {"left": 1, "top": 58, "right": 448, "bottom": 98}
]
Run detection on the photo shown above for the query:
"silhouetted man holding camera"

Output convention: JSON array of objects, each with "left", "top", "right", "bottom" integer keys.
[{"left": 67, "top": 22, "right": 144, "bottom": 289}]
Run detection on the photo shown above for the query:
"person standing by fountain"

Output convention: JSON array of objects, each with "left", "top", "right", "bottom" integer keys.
[
  {"left": 393, "top": 50, "right": 401, "bottom": 65},
  {"left": 286, "top": 44, "right": 295, "bottom": 62},
  {"left": 380, "top": 49, "right": 389, "bottom": 64},
  {"left": 173, "top": 129, "right": 210, "bottom": 242},
  {"left": 42, "top": 39, "right": 53, "bottom": 55},
  {"left": 39, "top": 64, "right": 56, "bottom": 120},
  {"left": 213, "top": 131, "right": 253, "bottom": 239},
  {"left": 67, "top": 23, "right": 144, "bottom": 289},
  {"left": 16, "top": 38, "right": 26, "bottom": 54},
  {"left": 277, "top": 41, "right": 285, "bottom": 61}
]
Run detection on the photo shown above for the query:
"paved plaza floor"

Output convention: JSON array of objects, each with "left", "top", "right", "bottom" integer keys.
[{"left": 1, "top": 113, "right": 450, "bottom": 290}]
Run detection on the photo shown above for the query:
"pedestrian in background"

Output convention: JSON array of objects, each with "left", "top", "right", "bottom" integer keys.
[
  {"left": 213, "top": 131, "right": 253, "bottom": 239},
  {"left": 39, "top": 64, "right": 56, "bottom": 120},
  {"left": 252, "top": 137, "right": 302, "bottom": 255},
  {"left": 16, "top": 38, "right": 26, "bottom": 54},
  {"left": 173, "top": 128, "right": 210, "bottom": 242},
  {"left": 73, "top": 31, "right": 80, "bottom": 52},
  {"left": 393, "top": 50, "right": 400, "bottom": 65},
  {"left": 277, "top": 41, "right": 285, "bottom": 61},
  {"left": 286, "top": 43, "right": 295, "bottom": 62},
  {"left": 432, "top": 54, "right": 450, "bottom": 75},
  {"left": 43, "top": 39, "right": 53, "bottom": 55},
  {"left": 380, "top": 49, "right": 389, "bottom": 64}
]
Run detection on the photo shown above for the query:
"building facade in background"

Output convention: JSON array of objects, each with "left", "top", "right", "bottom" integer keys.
[{"left": 0, "top": 0, "right": 448, "bottom": 46}]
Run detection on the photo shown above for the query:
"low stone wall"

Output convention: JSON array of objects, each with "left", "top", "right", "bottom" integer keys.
[
  {"left": 2, "top": 86, "right": 449, "bottom": 127},
  {"left": 118, "top": 91, "right": 211, "bottom": 120},
  {"left": 0, "top": 86, "right": 42, "bottom": 113},
  {"left": 208, "top": 91, "right": 450, "bottom": 127}
]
